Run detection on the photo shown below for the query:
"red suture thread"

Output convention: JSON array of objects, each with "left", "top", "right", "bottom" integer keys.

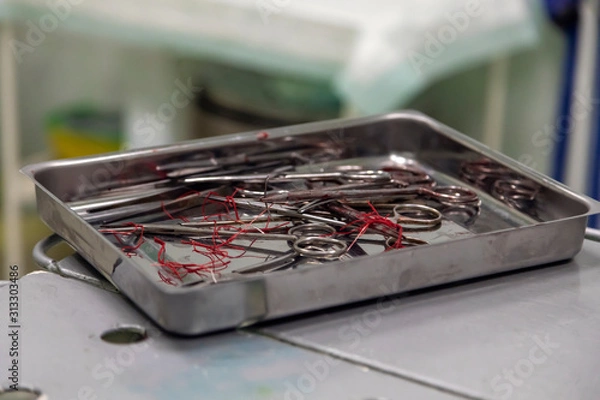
[
  {"left": 158, "top": 269, "right": 177, "bottom": 285},
  {"left": 185, "top": 225, "right": 259, "bottom": 261},
  {"left": 153, "top": 190, "right": 287, "bottom": 284},
  {"left": 180, "top": 202, "right": 280, "bottom": 276},
  {"left": 100, "top": 222, "right": 146, "bottom": 257},
  {"left": 162, "top": 190, "right": 204, "bottom": 223},
  {"left": 156, "top": 237, "right": 215, "bottom": 273},
  {"left": 152, "top": 237, "right": 230, "bottom": 283},
  {"left": 336, "top": 202, "right": 404, "bottom": 251},
  {"left": 225, "top": 189, "right": 241, "bottom": 220},
  {"left": 200, "top": 191, "right": 238, "bottom": 221},
  {"left": 161, "top": 200, "right": 186, "bottom": 222}
]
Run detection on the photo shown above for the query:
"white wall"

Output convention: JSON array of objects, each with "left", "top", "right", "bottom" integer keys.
[
  {"left": 15, "top": 28, "right": 128, "bottom": 158},
  {"left": 408, "top": 22, "right": 565, "bottom": 175},
  {"left": 13, "top": 27, "right": 190, "bottom": 160}
]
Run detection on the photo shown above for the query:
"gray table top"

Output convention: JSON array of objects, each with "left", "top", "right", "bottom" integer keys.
[{"left": 2, "top": 239, "right": 600, "bottom": 399}]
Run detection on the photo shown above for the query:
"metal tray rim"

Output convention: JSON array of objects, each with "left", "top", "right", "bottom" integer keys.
[{"left": 22, "top": 111, "right": 600, "bottom": 334}]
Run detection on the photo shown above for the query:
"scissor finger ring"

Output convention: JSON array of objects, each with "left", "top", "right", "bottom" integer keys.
[
  {"left": 292, "top": 237, "right": 347, "bottom": 259},
  {"left": 289, "top": 223, "right": 337, "bottom": 237},
  {"left": 391, "top": 204, "right": 442, "bottom": 227}
]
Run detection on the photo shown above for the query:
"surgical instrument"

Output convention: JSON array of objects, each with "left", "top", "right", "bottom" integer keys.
[
  {"left": 260, "top": 185, "right": 480, "bottom": 206},
  {"left": 78, "top": 191, "right": 211, "bottom": 224},
  {"left": 179, "top": 170, "right": 391, "bottom": 185},
  {"left": 346, "top": 203, "right": 443, "bottom": 231},
  {"left": 180, "top": 215, "right": 289, "bottom": 227},
  {"left": 232, "top": 223, "right": 347, "bottom": 274}
]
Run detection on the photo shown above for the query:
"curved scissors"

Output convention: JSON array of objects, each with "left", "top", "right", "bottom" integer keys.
[
  {"left": 462, "top": 159, "right": 540, "bottom": 209},
  {"left": 492, "top": 179, "right": 539, "bottom": 201},
  {"left": 233, "top": 223, "right": 347, "bottom": 274},
  {"left": 461, "top": 159, "right": 519, "bottom": 189},
  {"left": 439, "top": 203, "right": 481, "bottom": 226},
  {"left": 260, "top": 185, "right": 479, "bottom": 206},
  {"left": 380, "top": 165, "right": 436, "bottom": 188},
  {"left": 343, "top": 202, "right": 442, "bottom": 232},
  {"left": 388, "top": 204, "right": 442, "bottom": 230},
  {"left": 181, "top": 169, "right": 391, "bottom": 185}
]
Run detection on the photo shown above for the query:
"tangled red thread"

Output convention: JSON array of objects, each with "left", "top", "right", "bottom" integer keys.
[
  {"left": 153, "top": 237, "right": 231, "bottom": 285},
  {"left": 200, "top": 190, "right": 241, "bottom": 221},
  {"left": 338, "top": 203, "right": 404, "bottom": 251},
  {"left": 151, "top": 199, "right": 286, "bottom": 285},
  {"left": 99, "top": 222, "right": 145, "bottom": 257}
]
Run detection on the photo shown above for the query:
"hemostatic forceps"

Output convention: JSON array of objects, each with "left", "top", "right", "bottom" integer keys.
[
  {"left": 261, "top": 185, "right": 480, "bottom": 206},
  {"left": 345, "top": 203, "right": 443, "bottom": 231},
  {"left": 102, "top": 221, "right": 348, "bottom": 275},
  {"left": 461, "top": 159, "right": 540, "bottom": 209},
  {"left": 157, "top": 147, "right": 342, "bottom": 178},
  {"left": 179, "top": 170, "right": 391, "bottom": 185},
  {"left": 232, "top": 223, "right": 348, "bottom": 274}
]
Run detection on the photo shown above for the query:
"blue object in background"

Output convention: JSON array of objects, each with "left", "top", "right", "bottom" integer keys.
[
  {"left": 544, "top": 0, "right": 600, "bottom": 227},
  {"left": 551, "top": 24, "right": 578, "bottom": 182},
  {"left": 544, "top": 0, "right": 580, "bottom": 26},
  {"left": 544, "top": 0, "right": 580, "bottom": 182}
]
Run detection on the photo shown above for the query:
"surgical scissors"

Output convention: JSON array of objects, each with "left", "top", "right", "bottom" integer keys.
[
  {"left": 345, "top": 203, "right": 442, "bottom": 231},
  {"left": 78, "top": 190, "right": 211, "bottom": 225},
  {"left": 260, "top": 185, "right": 480, "bottom": 206},
  {"left": 389, "top": 204, "right": 442, "bottom": 227},
  {"left": 380, "top": 165, "right": 436, "bottom": 188},
  {"left": 179, "top": 170, "right": 391, "bottom": 185},
  {"left": 492, "top": 179, "right": 539, "bottom": 202},
  {"left": 461, "top": 159, "right": 540, "bottom": 209},
  {"left": 202, "top": 194, "right": 348, "bottom": 227},
  {"left": 201, "top": 195, "right": 433, "bottom": 243},
  {"left": 232, "top": 223, "right": 347, "bottom": 274},
  {"left": 100, "top": 223, "right": 292, "bottom": 239},
  {"left": 180, "top": 215, "right": 289, "bottom": 227},
  {"left": 157, "top": 147, "right": 342, "bottom": 178},
  {"left": 102, "top": 220, "right": 348, "bottom": 274},
  {"left": 461, "top": 159, "right": 516, "bottom": 185}
]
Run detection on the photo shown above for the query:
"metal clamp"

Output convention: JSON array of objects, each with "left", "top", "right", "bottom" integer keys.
[{"left": 33, "top": 234, "right": 118, "bottom": 292}]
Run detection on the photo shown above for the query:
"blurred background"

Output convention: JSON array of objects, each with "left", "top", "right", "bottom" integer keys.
[{"left": 0, "top": 0, "right": 598, "bottom": 278}]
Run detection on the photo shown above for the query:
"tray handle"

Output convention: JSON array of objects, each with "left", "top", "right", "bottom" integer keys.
[
  {"left": 585, "top": 228, "right": 600, "bottom": 242},
  {"left": 33, "top": 234, "right": 118, "bottom": 292}
]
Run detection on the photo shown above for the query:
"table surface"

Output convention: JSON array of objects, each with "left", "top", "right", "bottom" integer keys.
[{"left": 2, "top": 239, "right": 600, "bottom": 399}]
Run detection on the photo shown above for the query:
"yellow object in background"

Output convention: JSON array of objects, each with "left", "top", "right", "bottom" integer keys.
[{"left": 46, "top": 108, "right": 122, "bottom": 158}]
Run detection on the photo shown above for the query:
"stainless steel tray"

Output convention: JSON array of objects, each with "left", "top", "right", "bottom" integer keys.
[{"left": 23, "top": 112, "right": 600, "bottom": 335}]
